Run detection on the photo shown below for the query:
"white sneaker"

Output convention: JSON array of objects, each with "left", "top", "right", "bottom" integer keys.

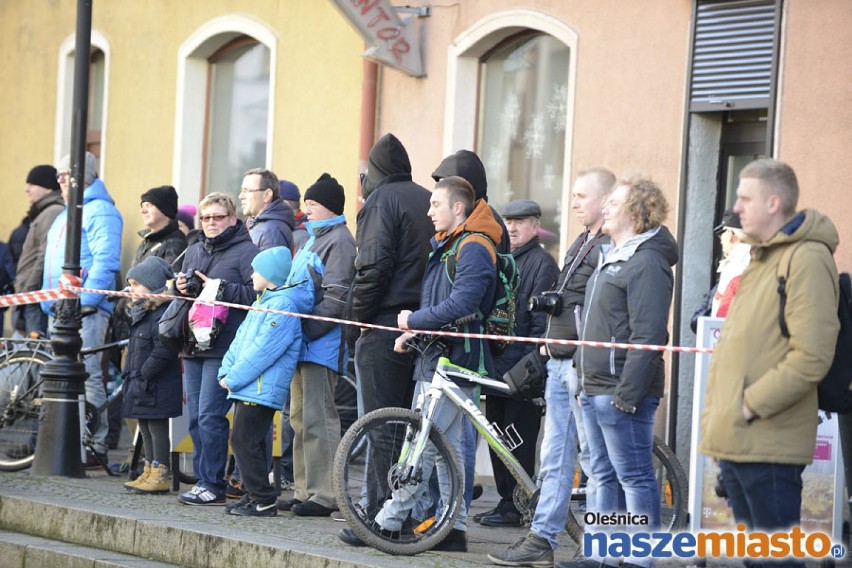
[{"left": 179, "top": 485, "right": 225, "bottom": 505}]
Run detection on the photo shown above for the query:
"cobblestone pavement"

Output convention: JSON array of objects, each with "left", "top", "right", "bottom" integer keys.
[{"left": 0, "top": 467, "right": 586, "bottom": 568}]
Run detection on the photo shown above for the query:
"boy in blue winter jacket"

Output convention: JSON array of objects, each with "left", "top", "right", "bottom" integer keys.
[{"left": 218, "top": 246, "right": 311, "bottom": 517}]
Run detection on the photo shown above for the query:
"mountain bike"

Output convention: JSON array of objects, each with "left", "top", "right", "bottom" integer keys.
[
  {"left": 0, "top": 336, "right": 129, "bottom": 473},
  {"left": 332, "top": 316, "right": 689, "bottom": 555},
  {"left": 333, "top": 315, "right": 542, "bottom": 555}
]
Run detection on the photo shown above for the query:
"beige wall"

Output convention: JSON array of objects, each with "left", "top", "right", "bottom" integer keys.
[
  {"left": 0, "top": 1, "right": 363, "bottom": 270},
  {"left": 776, "top": 0, "right": 852, "bottom": 271}
]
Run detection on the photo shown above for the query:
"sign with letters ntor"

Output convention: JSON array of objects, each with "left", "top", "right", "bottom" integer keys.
[{"left": 331, "top": 0, "right": 425, "bottom": 77}]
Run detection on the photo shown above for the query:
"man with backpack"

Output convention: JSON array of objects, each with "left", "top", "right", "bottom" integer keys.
[
  {"left": 338, "top": 175, "right": 499, "bottom": 552},
  {"left": 701, "top": 158, "right": 839, "bottom": 560}
]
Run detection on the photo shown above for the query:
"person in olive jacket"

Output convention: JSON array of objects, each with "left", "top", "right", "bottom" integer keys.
[
  {"left": 701, "top": 160, "right": 839, "bottom": 551},
  {"left": 121, "top": 256, "right": 182, "bottom": 495}
]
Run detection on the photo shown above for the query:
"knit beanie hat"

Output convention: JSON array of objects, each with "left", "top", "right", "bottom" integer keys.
[
  {"left": 26, "top": 165, "right": 61, "bottom": 191},
  {"left": 126, "top": 256, "right": 173, "bottom": 293},
  {"left": 251, "top": 246, "right": 293, "bottom": 288},
  {"left": 304, "top": 173, "right": 345, "bottom": 215},
  {"left": 279, "top": 180, "right": 300, "bottom": 202},
  {"left": 176, "top": 205, "right": 196, "bottom": 231},
  {"left": 57, "top": 152, "right": 98, "bottom": 187},
  {"left": 140, "top": 185, "right": 179, "bottom": 219}
]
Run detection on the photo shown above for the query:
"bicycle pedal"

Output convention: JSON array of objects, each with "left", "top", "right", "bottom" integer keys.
[{"left": 414, "top": 516, "right": 435, "bottom": 534}]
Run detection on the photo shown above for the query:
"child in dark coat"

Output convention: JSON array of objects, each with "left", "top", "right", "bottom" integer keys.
[{"left": 122, "top": 256, "right": 183, "bottom": 494}]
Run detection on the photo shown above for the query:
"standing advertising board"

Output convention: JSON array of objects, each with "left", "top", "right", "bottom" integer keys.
[{"left": 688, "top": 317, "right": 844, "bottom": 542}]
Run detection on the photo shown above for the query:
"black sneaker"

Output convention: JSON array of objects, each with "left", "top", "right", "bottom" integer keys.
[
  {"left": 472, "top": 505, "right": 500, "bottom": 523},
  {"left": 225, "top": 479, "right": 246, "bottom": 499},
  {"left": 487, "top": 532, "right": 554, "bottom": 567},
  {"left": 84, "top": 450, "right": 108, "bottom": 470},
  {"left": 433, "top": 528, "right": 467, "bottom": 552},
  {"left": 276, "top": 497, "right": 302, "bottom": 511},
  {"left": 229, "top": 499, "right": 278, "bottom": 517},
  {"left": 225, "top": 494, "right": 251, "bottom": 514}
]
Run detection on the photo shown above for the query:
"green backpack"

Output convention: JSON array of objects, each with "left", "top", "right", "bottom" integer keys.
[{"left": 442, "top": 232, "right": 520, "bottom": 356}]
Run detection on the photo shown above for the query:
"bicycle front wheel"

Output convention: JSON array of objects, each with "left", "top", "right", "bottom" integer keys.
[
  {"left": 564, "top": 436, "right": 689, "bottom": 543},
  {"left": 0, "top": 349, "right": 52, "bottom": 471},
  {"left": 333, "top": 407, "right": 463, "bottom": 555}
]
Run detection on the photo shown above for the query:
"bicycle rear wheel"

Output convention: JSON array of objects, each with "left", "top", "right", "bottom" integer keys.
[
  {"left": 564, "top": 436, "right": 689, "bottom": 543},
  {"left": 0, "top": 349, "right": 52, "bottom": 471},
  {"left": 333, "top": 407, "right": 463, "bottom": 555}
]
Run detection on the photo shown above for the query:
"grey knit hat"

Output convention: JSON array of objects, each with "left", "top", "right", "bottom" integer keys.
[
  {"left": 126, "top": 256, "right": 173, "bottom": 293},
  {"left": 57, "top": 152, "right": 98, "bottom": 187}
]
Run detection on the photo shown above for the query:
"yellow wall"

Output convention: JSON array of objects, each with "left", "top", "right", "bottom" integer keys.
[{"left": 0, "top": 0, "right": 364, "bottom": 270}]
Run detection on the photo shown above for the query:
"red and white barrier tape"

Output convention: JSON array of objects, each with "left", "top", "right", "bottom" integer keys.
[{"left": 0, "top": 282, "right": 714, "bottom": 355}]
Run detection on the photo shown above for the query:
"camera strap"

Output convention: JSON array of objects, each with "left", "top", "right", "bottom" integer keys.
[{"left": 554, "top": 229, "right": 603, "bottom": 295}]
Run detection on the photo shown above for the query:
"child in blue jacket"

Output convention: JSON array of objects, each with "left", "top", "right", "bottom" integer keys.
[{"left": 218, "top": 246, "right": 310, "bottom": 517}]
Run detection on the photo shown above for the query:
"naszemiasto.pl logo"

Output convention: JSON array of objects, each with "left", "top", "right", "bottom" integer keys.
[{"left": 583, "top": 517, "right": 845, "bottom": 561}]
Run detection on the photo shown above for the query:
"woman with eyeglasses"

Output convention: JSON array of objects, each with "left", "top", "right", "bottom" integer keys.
[{"left": 174, "top": 192, "right": 259, "bottom": 506}]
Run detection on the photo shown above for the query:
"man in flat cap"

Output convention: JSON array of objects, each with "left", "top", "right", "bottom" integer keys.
[{"left": 476, "top": 199, "right": 558, "bottom": 528}]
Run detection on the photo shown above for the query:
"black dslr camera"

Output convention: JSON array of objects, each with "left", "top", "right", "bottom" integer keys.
[
  {"left": 183, "top": 269, "right": 203, "bottom": 297},
  {"left": 528, "top": 291, "right": 563, "bottom": 316}
]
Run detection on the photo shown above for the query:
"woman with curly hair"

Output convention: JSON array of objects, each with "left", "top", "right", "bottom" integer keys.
[{"left": 572, "top": 176, "right": 678, "bottom": 568}]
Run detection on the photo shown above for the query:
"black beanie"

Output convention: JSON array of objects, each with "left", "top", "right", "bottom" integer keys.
[
  {"left": 26, "top": 165, "right": 61, "bottom": 192},
  {"left": 304, "top": 173, "right": 345, "bottom": 215},
  {"left": 140, "top": 185, "right": 179, "bottom": 219}
]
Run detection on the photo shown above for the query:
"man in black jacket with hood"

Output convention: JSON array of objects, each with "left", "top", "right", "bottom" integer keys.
[
  {"left": 432, "top": 149, "right": 510, "bottom": 254},
  {"left": 352, "top": 133, "right": 432, "bottom": 416}
]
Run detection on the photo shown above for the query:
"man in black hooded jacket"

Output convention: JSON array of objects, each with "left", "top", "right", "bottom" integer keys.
[{"left": 352, "top": 133, "right": 432, "bottom": 416}]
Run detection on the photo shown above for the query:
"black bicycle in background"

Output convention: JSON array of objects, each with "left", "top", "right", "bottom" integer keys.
[{"left": 0, "top": 335, "right": 127, "bottom": 473}]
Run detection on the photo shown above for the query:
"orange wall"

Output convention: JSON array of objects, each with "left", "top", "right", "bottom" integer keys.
[
  {"left": 776, "top": 0, "right": 852, "bottom": 271},
  {"left": 375, "top": 0, "right": 692, "bottom": 240}
]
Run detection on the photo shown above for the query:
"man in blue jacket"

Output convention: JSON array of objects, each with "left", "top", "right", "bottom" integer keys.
[
  {"left": 42, "top": 152, "right": 123, "bottom": 464},
  {"left": 277, "top": 173, "right": 356, "bottom": 518},
  {"left": 339, "top": 175, "right": 498, "bottom": 552},
  {"left": 240, "top": 167, "right": 294, "bottom": 251}
]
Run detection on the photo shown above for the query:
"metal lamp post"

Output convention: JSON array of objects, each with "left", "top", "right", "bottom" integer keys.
[{"left": 31, "top": 0, "right": 93, "bottom": 477}]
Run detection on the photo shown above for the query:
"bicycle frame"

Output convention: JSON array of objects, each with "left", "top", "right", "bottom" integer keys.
[{"left": 398, "top": 355, "right": 536, "bottom": 496}]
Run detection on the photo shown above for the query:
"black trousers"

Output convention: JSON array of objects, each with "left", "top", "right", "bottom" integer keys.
[
  {"left": 231, "top": 401, "right": 277, "bottom": 503},
  {"left": 485, "top": 395, "right": 542, "bottom": 503}
]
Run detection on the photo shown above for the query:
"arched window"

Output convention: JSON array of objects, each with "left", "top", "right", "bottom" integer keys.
[
  {"left": 444, "top": 11, "right": 577, "bottom": 256},
  {"left": 55, "top": 32, "right": 110, "bottom": 167},
  {"left": 478, "top": 33, "right": 571, "bottom": 250},
  {"left": 204, "top": 37, "right": 270, "bottom": 197},
  {"left": 175, "top": 16, "right": 277, "bottom": 204}
]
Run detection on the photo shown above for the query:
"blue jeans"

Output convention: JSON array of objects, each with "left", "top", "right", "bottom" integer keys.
[
  {"left": 79, "top": 309, "right": 110, "bottom": 454},
  {"left": 581, "top": 393, "right": 660, "bottom": 568},
  {"left": 719, "top": 460, "right": 805, "bottom": 568},
  {"left": 530, "top": 358, "right": 581, "bottom": 549},
  {"left": 183, "top": 357, "right": 231, "bottom": 494},
  {"left": 375, "top": 380, "right": 474, "bottom": 532}
]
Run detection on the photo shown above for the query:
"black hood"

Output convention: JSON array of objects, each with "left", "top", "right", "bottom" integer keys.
[
  {"left": 362, "top": 133, "right": 412, "bottom": 199},
  {"left": 639, "top": 225, "right": 679, "bottom": 267},
  {"left": 431, "top": 150, "right": 488, "bottom": 201}
]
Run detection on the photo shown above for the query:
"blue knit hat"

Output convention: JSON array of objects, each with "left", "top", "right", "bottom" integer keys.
[
  {"left": 279, "top": 180, "right": 300, "bottom": 202},
  {"left": 251, "top": 246, "right": 292, "bottom": 287}
]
